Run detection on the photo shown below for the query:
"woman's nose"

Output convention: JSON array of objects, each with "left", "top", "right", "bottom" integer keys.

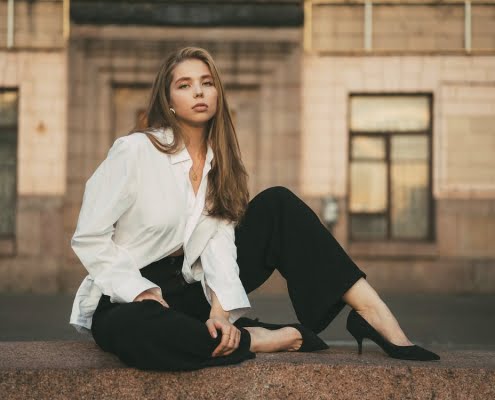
[{"left": 193, "top": 85, "right": 203, "bottom": 97}]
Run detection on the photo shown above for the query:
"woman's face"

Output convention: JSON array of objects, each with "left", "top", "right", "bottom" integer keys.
[{"left": 169, "top": 58, "right": 218, "bottom": 128}]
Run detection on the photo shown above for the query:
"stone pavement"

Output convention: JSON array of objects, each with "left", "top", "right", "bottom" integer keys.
[{"left": 0, "top": 292, "right": 494, "bottom": 351}]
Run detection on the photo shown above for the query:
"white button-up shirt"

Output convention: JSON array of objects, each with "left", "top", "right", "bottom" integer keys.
[{"left": 69, "top": 127, "right": 251, "bottom": 334}]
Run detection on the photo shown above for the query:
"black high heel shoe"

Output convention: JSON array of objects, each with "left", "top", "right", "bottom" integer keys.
[
  {"left": 346, "top": 309, "right": 440, "bottom": 361},
  {"left": 234, "top": 317, "right": 329, "bottom": 352}
]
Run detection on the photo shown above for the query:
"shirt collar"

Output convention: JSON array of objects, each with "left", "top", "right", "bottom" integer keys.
[{"left": 154, "top": 127, "right": 214, "bottom": 166}]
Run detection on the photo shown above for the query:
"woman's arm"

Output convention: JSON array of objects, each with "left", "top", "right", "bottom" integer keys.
[
  {"left": 206, "top": 288, "right": 242, "bottom": 357},
  {"left": 201, "top": 220, "right": 249, "bottom": 357},
  {"left": 209, "top": 289, "right": 230, "bottom": 320},
  {"left": 200, "top": 219, "right": 251, "bottom": 323},
  {"left": 71, "top": 137, "right": 162, "bottom": 304}
]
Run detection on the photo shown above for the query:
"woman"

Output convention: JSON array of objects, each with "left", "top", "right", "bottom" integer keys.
[{"left": 69, "top": 46, "right": 440, "bottom": 371}]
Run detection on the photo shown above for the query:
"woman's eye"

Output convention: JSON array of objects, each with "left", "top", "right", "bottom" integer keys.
[{"left": 178, "top": 81, "right": 213, "bottom": 89}]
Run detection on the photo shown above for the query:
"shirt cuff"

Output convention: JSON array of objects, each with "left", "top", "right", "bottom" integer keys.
[
  {"left": 201, "top": 277, "right": 251, "bottom": 323},
  {"left": 112, "top": 276, "right": 162, "bottom": 303},
  {"left": 227, "top": 307, "right": 251, "bottom": 324}
]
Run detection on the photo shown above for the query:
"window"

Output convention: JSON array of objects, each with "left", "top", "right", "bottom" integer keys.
[
  {"left": 0, "top": 89, "right": 18, "bottom": 238},
  {"left": 348, "top": 94, "right": 433, "bottom": 241},
  {"left": 111, "top": 84, "right": 150, "bottom": 139}
]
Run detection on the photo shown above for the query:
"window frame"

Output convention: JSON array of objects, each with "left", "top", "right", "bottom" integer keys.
[{"left": 347, "top": 93, "right": 435, "bottom": 243}]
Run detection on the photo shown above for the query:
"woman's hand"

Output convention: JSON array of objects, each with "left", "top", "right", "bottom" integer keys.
[
  {"left": 206, "top": 315, "right": 241, "bottom": 357},
  {"left": 133, "top": 287, "right": 169, "bottom": 308}
]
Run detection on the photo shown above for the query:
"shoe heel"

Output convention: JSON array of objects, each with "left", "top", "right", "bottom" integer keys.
[
  {"left": 350, "top": 333, "right": 363, "bottom": 355},
  {"left": 346, "top": 310, "right": 364, "bottom": 355}
]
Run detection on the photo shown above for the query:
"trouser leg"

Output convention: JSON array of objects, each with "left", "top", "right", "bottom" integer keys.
[
  {"left": 91, "top": 260, "right": 255, "bottom": 371},
  {"left": 234, "top": 186, "right": 367, "bottom": 334}
]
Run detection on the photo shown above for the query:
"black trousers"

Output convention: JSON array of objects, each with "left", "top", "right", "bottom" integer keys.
[{"left": 91, "top": 186, "right": 367, "bottom": 371}]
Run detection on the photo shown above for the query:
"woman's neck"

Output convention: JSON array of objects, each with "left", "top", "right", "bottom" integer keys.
[{"left": 180, "top": 123, "right": 208, "bottom": 159}]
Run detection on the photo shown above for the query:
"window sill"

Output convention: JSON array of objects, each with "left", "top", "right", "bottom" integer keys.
[{"left": 348, "top": 240, "right": 438, "bottom": 260}]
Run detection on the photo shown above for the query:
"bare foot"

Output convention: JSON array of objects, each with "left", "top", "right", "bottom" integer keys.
[
  {"left": 245, "top": 326, "right": 303, "bottom": 353},
  {"left": 358, "top": 303, "right": 413, "bottom": 346}
]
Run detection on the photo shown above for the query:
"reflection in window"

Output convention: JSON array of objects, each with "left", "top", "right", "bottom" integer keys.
[
  {"left": 350, "top": 162, "right": 387, "bottom": 213},
  {"left": 391, "top": 136, "right": 429, "bottom": 239},
  {"left": 351, "top": 136, "right": 386, "bottom": 159},
  {"left": 349, "top": 94, "right": 432, "bottom": 241},
  {"left": 0, "top": 89, "right": 18, "bottom": 237},
  {"left": 350, "top": 95, "right": 430, "bottom": 132}
]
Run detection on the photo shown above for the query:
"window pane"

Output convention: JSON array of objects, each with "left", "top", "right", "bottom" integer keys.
[
  {"left": 391, "top": 135, "right": 430, "bottom": 239},
  {"left": 350, "top": 215, "right": 387, "bottom": 240},
  {"left": 352, "top": 136, "right": 386, "bottom": 159},
  {"left": 350, "top": 95, "right": 430, "bottom": 132},
  {"left": 391, "top": 135, "right": 428, "bottom": 161},
  {"left": 0, "top": 91, "right": 18, "bottom": 126},
  {"left": 391, "top": 163, "right": 429, "bottom": 239},
  {"left": 350, "top": 162, "right": 387, "bottom": 213},
  {"left": 0, "top": 128, "right": 17, "bottom": 235}
]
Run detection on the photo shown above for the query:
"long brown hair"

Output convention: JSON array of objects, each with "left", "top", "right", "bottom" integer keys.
[{"left": 129, "top": 47, "right": 250, "bottom": 226}]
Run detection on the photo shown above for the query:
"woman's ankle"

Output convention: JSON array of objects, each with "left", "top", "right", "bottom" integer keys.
[{"left": 358, "top": 304, "right": 413, "bottom": 346}]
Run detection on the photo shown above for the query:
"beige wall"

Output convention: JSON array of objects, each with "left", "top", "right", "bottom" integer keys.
[
  {"left": 310, "top": 1, "right": 495, "bottom": 53},
  {"left": 473, "top": 5, "right": 495, "bottom": 49},
  {"left": 312, "top": 3, "right": 364, "bottom": 51},
  {"left": 442, "top": 86, "right": 495, "bottom": 191},
  {"left": 301, "top": 55, "right": 495, "bottom": 199},
  {"left": 0, "top": 0, "right": 66, "bottom": 194},
  {"left": 372, "top": 4, "right": 465, "bottom": 51},
  {"left": 0, "top": 0, "right": 64, "bottom": 48},
  {"left": 301, "top": 0, "right": 495, "bottom": 294},
  {"left": 1, "top": 1, "right": 494, "bottom": 295},
  {"left": 301, "top": 54, "right": 495, "bottom": 292},
  {"left": 0, "top": 0, "right": 67, "bottom": 290},
  {"left": 0, "top": 51, "right": 67, "bottom": 195}
]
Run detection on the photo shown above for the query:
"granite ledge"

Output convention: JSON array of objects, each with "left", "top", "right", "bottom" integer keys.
[{"left": 1, "top": 341, "right": 494, "bottom": 399}]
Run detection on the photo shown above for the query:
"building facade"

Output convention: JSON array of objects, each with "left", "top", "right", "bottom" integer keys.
[
  {"left": 0, "top": 0, "right": 67, "bottom": 292},
  {"left": 0, "top": 0, "right": 493, "bottom": 295},
  {"left": 302, "top": 0, "right": 495, "bottom": 293}
]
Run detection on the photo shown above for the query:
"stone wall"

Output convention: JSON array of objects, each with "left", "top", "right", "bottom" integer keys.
[
  {"left": 310, "top": 1, "right": 495, "bottom": 53},
  {"left": 0, "top": 1, "right": 67, "bottom": 292},
  {"left": 1, "top": 1, "right": 493, "bottom": 295},
  {"left": 301, "top": 53, "right": 495, "bottom": 291},
  {"left": 0, "top": 0, "right": 64, "bottom": 48}
]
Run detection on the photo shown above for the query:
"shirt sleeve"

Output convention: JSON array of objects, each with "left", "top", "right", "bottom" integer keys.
[
  {"left": 70, "top": 136, "right": 162, "bottom": 303},
  {"left": 200, "top": 218, "right": 251, "bottom": 324}
]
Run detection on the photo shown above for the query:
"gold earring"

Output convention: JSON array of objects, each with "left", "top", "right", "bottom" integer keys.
[{"left": 169, "top": 107, "right": 176, "bottom": 114}]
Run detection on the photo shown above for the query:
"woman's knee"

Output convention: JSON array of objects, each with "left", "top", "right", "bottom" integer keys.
[
  {"left": 258, "top": 186, "right": 296, "bottom": 203},
  {"left": 95, "top": 300, "right": 165, "bottom": 336}
]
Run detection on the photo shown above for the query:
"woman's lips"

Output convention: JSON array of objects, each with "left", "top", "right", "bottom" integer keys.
[{"left": 192, "top": 104, "right": 208, "bottom": 112}]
